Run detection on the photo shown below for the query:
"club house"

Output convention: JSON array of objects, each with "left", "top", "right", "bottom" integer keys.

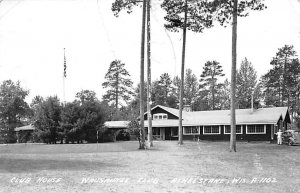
[{"left": 105, "top": 105, "right": 291, "bottom": 141}]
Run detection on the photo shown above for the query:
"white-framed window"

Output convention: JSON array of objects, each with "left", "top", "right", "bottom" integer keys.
[
  {"left": 153, "top": 113, "right": 168, "bottom": 120},
  {"left": 183, "top": 126, "right": 200, "bottom": 135},
  {"left": 224, "top": 125, "right": 243, "bottom": 134},
  {"left": 246, "top": 125, "right": 266, "bottom": 134},
  {"left": 203, "top": 125, "right": 221, "bottom": 135}
]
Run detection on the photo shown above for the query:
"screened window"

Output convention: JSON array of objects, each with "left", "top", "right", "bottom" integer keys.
[
  {"left": 153, "top": 113, "right": 168, "bottom": 120},
  {"left": 203, "top": 126, "right": 220, "bottom": 134},
  {"left": 184, "top": 126, "right": 200, "bottom": 135},
  {"left": 224, "top": 125, "right": 242, "bottom": 134},
  {"left": 246, "top": 125, "right": 266, "bottom": 134}
]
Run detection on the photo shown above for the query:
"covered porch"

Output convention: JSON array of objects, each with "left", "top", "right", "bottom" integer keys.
[{"left": 145, "top": 127, "right": 178, "bottom": 140}]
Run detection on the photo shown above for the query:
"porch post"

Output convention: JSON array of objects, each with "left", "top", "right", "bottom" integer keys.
[
  {"left": 271, "top": 125, "right": 274, "bottom": 140},
  {"left": 16, "top": 131, "right": 19, "bottom": 143}
]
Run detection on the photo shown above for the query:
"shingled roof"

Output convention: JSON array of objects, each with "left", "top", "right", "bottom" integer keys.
[
  {"left": 183, "top": 107, "right": 289, "bottom": 125},
  {"left": 105, "top": 105, "right": 290, "bottom": 129},
  {"left": 14, "top": 124, "right": 35, "bottom": 132},
  {"left": 104, "top": 121, "right": 129, "bottom": 129},
  {"left": 145, "top": 105, "right": 290, "bottom": 126}
]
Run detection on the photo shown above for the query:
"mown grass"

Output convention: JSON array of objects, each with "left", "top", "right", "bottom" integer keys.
[{"left": 0, "top": 141, "right": 299, "bottom": 193}]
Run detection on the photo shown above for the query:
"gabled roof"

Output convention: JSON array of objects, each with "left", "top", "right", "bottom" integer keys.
[
  {"left": 145, "top": 105, "right": 189, "bottom": 118},
  {"left": 14, "top": 124, "right": 35, "bottom": 132}
]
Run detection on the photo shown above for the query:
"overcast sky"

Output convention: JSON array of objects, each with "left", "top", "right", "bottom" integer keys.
[{"left": 0, "top": 0, "right": 300, "bottom": 103}]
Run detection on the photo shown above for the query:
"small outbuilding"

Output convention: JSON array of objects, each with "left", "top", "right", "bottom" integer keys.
[{"left": 14, "top": 124, "right": 35, "bottom": 143}]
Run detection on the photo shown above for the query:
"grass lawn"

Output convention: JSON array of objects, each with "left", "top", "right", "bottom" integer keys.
[{"left": 0, "top": 141, "right": 299, "bottom": 193}]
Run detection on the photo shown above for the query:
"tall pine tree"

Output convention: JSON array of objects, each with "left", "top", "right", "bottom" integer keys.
[
  {"left": 236, "top": 58, "right": 258, "bottom": 109},
  {"left": 184, "top": 69, "right": 198, "bottom": 109},
  {"left": 199, "top": 61, "right": 225, "bottom": 110},
  {"left": 208, "top": 0, "right": 266, "bottom": 152},
  {"left": 102, "top": 60, "right": 134, "bottom": 110}
]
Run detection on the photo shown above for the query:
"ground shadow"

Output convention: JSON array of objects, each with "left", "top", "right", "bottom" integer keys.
[{"left": 0, "top": 157, "right": 119, "bottom": 173}]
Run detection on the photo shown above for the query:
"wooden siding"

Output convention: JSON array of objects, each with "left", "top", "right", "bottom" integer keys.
[
  {"left": 182, "top": 124, "right": 273, "bottom": 141},
  {"left": 144, "top": 106, "right": 178, "bottom": 120}
]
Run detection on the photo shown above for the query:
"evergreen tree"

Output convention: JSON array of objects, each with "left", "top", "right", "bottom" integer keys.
[
  {"left": 236, "top": 58, "right": 258, "bottom": 109},
  {"left": 199, "top": 61, "right": 225, "bottom": 110},
  {"left": 75, "top": 90, "right": 97, "bottom": 104},
  {"left": 33, "top": 96, "right": 62, "bottom": 144},
  {"left": 102, "top": 60, "right": 134, "bottom": 109},
  {"left": 262, "top": 45, "right": 300, "bottom": 125},
  {"left": 151, "top": 73, "right": 172, "bottom": 106},
  {"left": 268, "top": 45, "right": 298, "bottom": 106},
  {"left": 171, "top": 76, "right": 181, "bottom": 102},
  {"left": 112, "top": 0, "right": 151, "bottom": 149},
  {"left": 151, "top": 80, "right": 165, "bottom": 106},
  {"left": 219, "top": 79, "right": 231, "bottom": 110},
  {"left": 158, "top": 73, "right": 172, "bottom": 99},
  {"left": 184, "top": 69, "right": 198, "bottom": 109},
  {"left": 60, "top": 101, "right": 82, "bottom": 144},
  {"left": 209, "top": 0, "right": 266, "bottom": 152},
  {"left": 162, "top": 0, "right": 215, "bottom": 145}
]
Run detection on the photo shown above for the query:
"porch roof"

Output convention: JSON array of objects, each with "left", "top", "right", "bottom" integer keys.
[
  {"left": 104, "top": 121, "right": 129, "bottom": 129},
  {"left": 14, "top": 124, "right": 35, "bottom": 132}
]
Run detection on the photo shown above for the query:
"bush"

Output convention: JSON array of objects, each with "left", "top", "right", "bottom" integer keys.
[
  {"left": 116, "top": 129, "right": 130, "bottom": 141},
  {"left": 98, "top": 128, "right": 116, "bottom": 142}
]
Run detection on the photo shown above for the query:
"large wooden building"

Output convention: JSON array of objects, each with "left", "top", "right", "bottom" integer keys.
[{"left": 105, "top": 105, "right": 291, "bottom": 142}]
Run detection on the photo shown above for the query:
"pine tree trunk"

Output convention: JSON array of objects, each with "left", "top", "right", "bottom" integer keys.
[
  {"left": 230, "top": 0, "right": 238, "bottom": 152},
  {"left": 146, "top": 0, "right": 153, "bottom": 147},
  {"left": 139, "top": 0, "right": 147, "bottom": 149},
  {"left": 178, "top": 0, "right": 188, "bottom": 145},
  {"left": 116, "top": 73, "right": 119, "bottom": 110},
  {"left": 212, "top": 78, "right": 215, "bottom": 110},
  {"left": 283, "top": 56, "right": 287, "bottom": 106}
]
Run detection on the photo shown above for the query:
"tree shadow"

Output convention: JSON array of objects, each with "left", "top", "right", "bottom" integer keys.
[{"left": 0, "top": 157, "right": 120, "bottom": 173}]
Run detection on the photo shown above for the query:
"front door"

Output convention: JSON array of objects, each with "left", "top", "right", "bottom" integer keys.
[
  {"left": 153, "top": 127, "right": 161, "bottom": 140},
  {"left": 165, "top": 128, "right": 171, "bottom": 140}
]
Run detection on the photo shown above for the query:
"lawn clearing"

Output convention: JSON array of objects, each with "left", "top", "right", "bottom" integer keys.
[{"left": 0, "top": 141, "right": 299, "bottom": 193}]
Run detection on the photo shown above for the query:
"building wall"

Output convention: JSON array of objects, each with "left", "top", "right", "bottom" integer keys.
[
  {"left": 141, "top": 106, "right": 283, "bottom": 142},
  {"left": 182, "top": 124, "right": 273, "bottom": 141},
  {"left": 144, "top": 107, "right": 178, "bottom": 120}
]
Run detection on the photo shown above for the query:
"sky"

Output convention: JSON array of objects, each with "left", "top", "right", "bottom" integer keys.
[{"left": 0, "top": 0, "right": 299, "bottom": 104}]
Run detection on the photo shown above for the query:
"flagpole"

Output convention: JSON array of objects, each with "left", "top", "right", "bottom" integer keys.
[{"left": 63, "top": 48, "right": 66, "bottom": 105}]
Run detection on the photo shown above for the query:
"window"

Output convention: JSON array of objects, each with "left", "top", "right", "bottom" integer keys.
[
  {"left": 224, "top": 125, "right": 242, "bottom": 134},
  {"left": 183, "top": 126, "right": 200, "bottom": 135},
  {"left": 203, "top": 126, "right": 220, "bottom": 134},
  {"left": 153, "top": 113, "right": 168, "bottom": 120},
  {"left": 153, "top": 128, "right": 160, "bottom": 135},
  {"left": 171, "top": 128, "right": 178, "bottom": 136},
  {"left": 246, "top": 125, "right": 266, "bottom": 134}
]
